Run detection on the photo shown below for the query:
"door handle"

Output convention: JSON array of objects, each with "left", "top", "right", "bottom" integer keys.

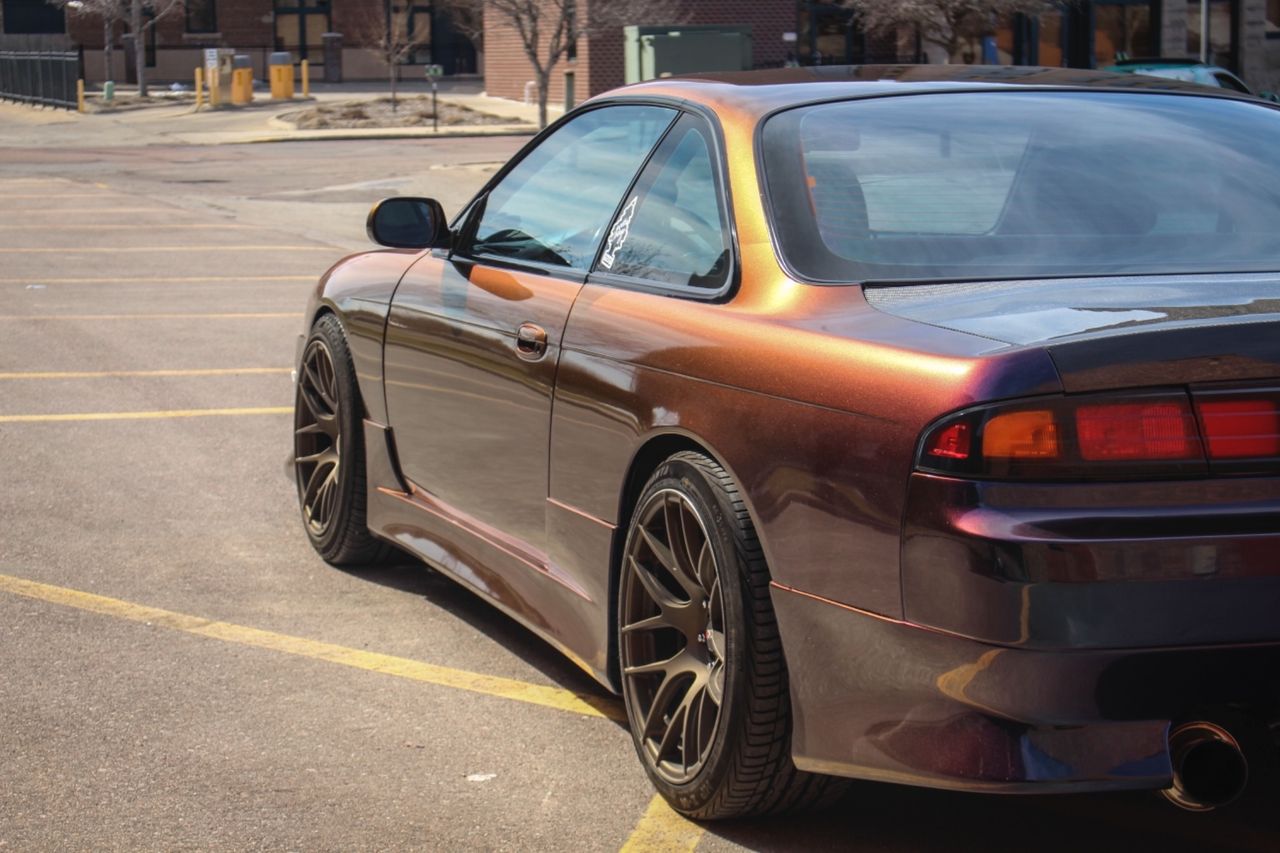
[{"left": 515, "top": 322, "right": 548, "bottom": 360}]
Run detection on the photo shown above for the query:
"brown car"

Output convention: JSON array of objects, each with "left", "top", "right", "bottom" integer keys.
[{"left": 293, "top": 66, "right": 1280, "bottom": 819}]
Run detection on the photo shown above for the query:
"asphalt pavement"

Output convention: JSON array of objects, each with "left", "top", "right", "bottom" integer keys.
[{"left": 0, "top": 120, "right": 1277, "bottom": 852}]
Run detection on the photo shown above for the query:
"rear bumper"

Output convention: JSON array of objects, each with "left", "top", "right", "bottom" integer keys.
[{"left": 772, "top": 582, "right": 1280, "bottom": 792}]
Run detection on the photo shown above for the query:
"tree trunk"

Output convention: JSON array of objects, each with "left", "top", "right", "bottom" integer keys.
[
  {"left": 536, "top": 68, "right": 550, "bottom": 129},
  {"left": 102, "top": 18, "right": 113, "bottom": 83},
  {"left": 390, "top": 61, "right": 398, "bottom": 112},
  {"left": 130, "top": 0, "right": 146, "bottom": 97}
]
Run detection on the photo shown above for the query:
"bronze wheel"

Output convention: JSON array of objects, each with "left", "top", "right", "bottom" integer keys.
[
  {"left": 620, "top": 487, "right": 726, "bottom": 785},
  {"left": 618, "top": 451, "right": 848, "bottom": 819},
  {"left": 293, "top": 314, "right": 386, "bottom": 566},
  {"left": 295, "top": 336, "right": 342, "bottom": 537}
]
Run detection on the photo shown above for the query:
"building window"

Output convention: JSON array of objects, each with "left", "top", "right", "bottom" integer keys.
[
  {"left": 186, "top": 0, "right": 217, "bottom": 33},
  {"left": 1, "top": 0, "right": 66, "bottom": 33},
  {"left": 1095, "top": 0, "right": 1154, "bottom": 65},
  {"left": 1188, "top": 0, "right": 1238, "bottom": 69},
  {"left": 1269, "top": 0, "right": 1280, "bottom": 38}
]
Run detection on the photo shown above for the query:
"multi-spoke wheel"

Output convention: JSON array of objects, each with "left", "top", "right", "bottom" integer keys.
[
  {"left": 293, "top": 314, "right": 385, "bottom": 566},
  {"left": 619, "top": 451, "right": 848, "bottom": 820},
  {"left": 621, "top": 487, "right": 727, "bottom": 785}
]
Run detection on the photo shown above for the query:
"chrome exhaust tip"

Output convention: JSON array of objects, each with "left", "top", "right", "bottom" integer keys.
[{"left": 1161, "top": 721, "right": 1249, "bottom": 812}]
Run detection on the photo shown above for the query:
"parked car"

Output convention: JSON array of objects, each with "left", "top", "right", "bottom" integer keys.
[
  {"left": 292, "top": 65, "right": 1280, "bottom": 819},
  {"left": 1105, "top": 57, "right": 1278, "bottom": 100}
]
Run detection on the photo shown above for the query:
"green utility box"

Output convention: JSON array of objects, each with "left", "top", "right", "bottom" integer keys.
[{"left": 623, "top": 25, "right": 752, "bottom": 84}]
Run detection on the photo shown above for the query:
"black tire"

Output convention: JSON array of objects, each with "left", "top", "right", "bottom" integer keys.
[
  {"left": 618, "top": 450, "right": 847, "bottom": 820},
  {"left": 293, "top": 313, "right": 386, "bottom": 566}
]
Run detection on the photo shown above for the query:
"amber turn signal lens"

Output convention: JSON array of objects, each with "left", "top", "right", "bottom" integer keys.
[{"left": 981, "top": 410, "right": 1060, "bottom": 459}]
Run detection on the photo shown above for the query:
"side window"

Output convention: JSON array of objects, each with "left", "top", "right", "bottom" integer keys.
[
  {"left": 596, "top": 114, "right": 732, "bottom": 291},
  {"left": 468, "top": 105, "right": 677, "bottom": 270}
]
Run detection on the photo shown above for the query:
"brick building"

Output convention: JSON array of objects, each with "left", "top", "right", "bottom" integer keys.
[
  {"left": 4, "top": 0, "right": 1280, "bottom": 92},
  {"left": 0, "top": 0, "right": 476, "bottom": 84},
  {"left": 483, "top": 0, "right": 796, "bottom": 105},
  {"left": 484, "top": 0, "right": 1280, "bottom": 104}
]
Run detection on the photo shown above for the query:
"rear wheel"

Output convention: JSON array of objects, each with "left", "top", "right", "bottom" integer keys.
[
  {"left": 293, "top": 313, "right": 385, "bottom": 566},
  {"left": 618, "top": 451, "right": 847, "bottom": 819}
]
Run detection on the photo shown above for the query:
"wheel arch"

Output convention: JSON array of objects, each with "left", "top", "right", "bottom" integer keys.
[{"left": 605, "top": 428, "right": 773, "bottom": 692}]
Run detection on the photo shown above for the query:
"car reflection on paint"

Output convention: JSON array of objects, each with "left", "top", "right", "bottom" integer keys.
[{"left": 291, "top": 65, "right": 1280, "bottom": 819}]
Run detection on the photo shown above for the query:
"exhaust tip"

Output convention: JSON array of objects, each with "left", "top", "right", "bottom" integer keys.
[{"left": 1161, "top": 721, "right": 1249, "bottom": 812}]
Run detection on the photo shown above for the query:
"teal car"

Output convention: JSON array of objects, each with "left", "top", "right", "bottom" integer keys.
[{"left": 1106, "top": 57, "right": 1278, "bottom": 100}]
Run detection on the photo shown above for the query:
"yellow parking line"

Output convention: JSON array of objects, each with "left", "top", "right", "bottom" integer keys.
[
  {"left": 2, "top": 275, "right": 313, "bottom": 285},
  {"left": 0, "top": 406, "right": 292, "bottom": 423},
  {"left": 0, "top": 367, "right": 290, "bottom": 380},
  {"left": 4, "top": 193, "right": 117, "bottom": 199},
  {"left": 2, "top": 208, "right": 177, "bottom": 214},
  {"left": 0, "top": 223, "right": 255, "bottom": 230},
  {"left": 0, "top": 312, "right": 296, "bottom": 321},
  {"left": 0, "top": 573, "right": 623, "bottom": 721},
  {"left": 620, "top": 795, "right": 704, "bottom": 852},
  {"left": 0, "top": 246, "right": 332, "bottom": 253}
]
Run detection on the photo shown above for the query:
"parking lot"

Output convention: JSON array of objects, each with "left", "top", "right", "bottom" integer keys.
[{"left": 0, "top": 126, "right": 1277, "bottom": 851}]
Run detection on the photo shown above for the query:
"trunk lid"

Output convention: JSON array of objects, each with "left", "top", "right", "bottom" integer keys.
[{"left": 864, "top": 273, "right": 1280, "bottom": 391}]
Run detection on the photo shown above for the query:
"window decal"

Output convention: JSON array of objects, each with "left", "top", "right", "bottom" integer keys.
[{"left": 600, "top": 196, "right": 638, "bottom": 270}]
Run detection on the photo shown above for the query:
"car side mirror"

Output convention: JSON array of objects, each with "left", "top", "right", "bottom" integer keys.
[{"left": 367, "top": 197, "right": 450, "bottom": 249}]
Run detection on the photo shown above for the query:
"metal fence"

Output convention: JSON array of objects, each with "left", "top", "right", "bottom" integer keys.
[{"left": 0, "top": 35, "right": 80, "bottom": 110}]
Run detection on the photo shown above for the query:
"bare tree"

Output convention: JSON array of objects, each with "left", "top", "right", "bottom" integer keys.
[
  {"left": 843, "top": 0, "right": 1055, "bottom": 63},
  {"left": 125, "top": 0, "right": 183, "bottom": 97},
  {"left": 49, "top": 0, "right": 129, "bottom": 84},
  {"left": 351, "top": 1, "right": 434, "bottom": 111},
  {"left": 450, "top": 0, "right": 686, "bottom": 129}
]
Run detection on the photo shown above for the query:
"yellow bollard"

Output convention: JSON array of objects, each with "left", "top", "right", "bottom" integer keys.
[
  {"left": 194, "top": 67, "right": 204, "bottom": 109},
  {"left": 231, "top": 68, "right": 253, "bottom": 105},
  {"left": 268, "top": 52, "right": 294, "bottom": 100},
  {"left": 300, "top": 59, "right": 309, "bottom": 98},
  {"left": 76, "top": 78, "right": 85, "bottom": 113},
  {"left": 209, "top": 68, "right": 223, "bottom": 107}
]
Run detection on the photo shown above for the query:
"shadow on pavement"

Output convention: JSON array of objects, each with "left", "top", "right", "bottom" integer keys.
[{"left": 337, "top": 555, "right": 627, "bottom": 727}]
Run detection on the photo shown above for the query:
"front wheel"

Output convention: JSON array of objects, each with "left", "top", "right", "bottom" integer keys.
[
  {"left": 618, "top": 451, "right": 846, "bottom": 819},
  {"left": 293, "top": 313, "right": 385, "bottom": 566}
]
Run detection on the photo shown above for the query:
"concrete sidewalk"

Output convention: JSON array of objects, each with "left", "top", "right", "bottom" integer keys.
[{"left": 0, "top": 79, "right": 553, "bottom": 147}]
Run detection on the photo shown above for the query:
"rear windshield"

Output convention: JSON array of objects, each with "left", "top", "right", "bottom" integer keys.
[{"left": 760, "top": 92, "right": 1280, "bottom": 283}]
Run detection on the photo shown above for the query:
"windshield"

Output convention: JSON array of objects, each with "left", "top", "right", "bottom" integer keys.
[{"left": 760, "top": 92, "right": 1280, "bottom": 283}]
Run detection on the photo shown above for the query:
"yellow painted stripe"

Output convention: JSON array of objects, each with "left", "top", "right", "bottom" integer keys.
[
  {"left": 0, "top": 245, "right": 331, "bottom": 253},
  {"left": 2, "top": 275, "right": 313, "bottom": 285},
  {"left": 0, "top": 367, "right": 290, "bottom": 380},
  {"left": 0, "top": 406, "right": 292, "bottom": 423},
  {"left": 0, "top": 312, "right": 296, "bottom": 321},
  {"left": 4, "top": 193, "right": 114, "bottom": 199},
  {"left": 0, "top": 223, "right": 254, "bottom": 231},
  {"left": 0, "top": 573, "right": 623, "bottom": 721},
  {"left": 620, "top": 795, "right": 704, "bottom": 852},
  {"left": 0, "top": 208, "right": 176, "bottom": 214}
]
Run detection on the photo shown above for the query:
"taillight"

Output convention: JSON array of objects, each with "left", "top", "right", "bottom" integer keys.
[
  {"left": 919, "top": 392, "right": 1207, "bottom": 480},
  {"left": 1075, "top": 402, "right": 1199, "bottom": 461},
  {"left": 1193, "top": 391, "right": 1280, "bottom": 462},
  {"left": 919, "top": 389, "right": 1280, "bottom": 480}
]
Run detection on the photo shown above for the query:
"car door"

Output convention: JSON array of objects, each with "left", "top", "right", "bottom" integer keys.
[{"left": 382, "top": 103, "right": 678, "bottom": 566}]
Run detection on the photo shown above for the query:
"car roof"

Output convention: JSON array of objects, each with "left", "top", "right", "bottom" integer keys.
[{"left": 608, "top": 64, "right": 1245, "bottom": 119}]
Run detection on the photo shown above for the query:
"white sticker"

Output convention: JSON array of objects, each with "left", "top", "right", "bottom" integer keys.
[{"left": 600, "top": 195, "right": 638, "bottom": 271}]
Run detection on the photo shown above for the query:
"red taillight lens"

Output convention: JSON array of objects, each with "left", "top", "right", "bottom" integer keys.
[
  {"left": 926, "top": 422, "right": 971, "bottom": 459},
  {"left": 1075, "top": 402, "right": 1199, "bottom": 461},
  {"left": 1196, "top": 398, "right": 1280, "bottom": 459}
]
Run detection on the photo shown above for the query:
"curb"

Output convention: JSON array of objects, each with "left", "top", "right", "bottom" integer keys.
[{"left": 218, "top": 125, "right": 538, "bottom": 144}]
